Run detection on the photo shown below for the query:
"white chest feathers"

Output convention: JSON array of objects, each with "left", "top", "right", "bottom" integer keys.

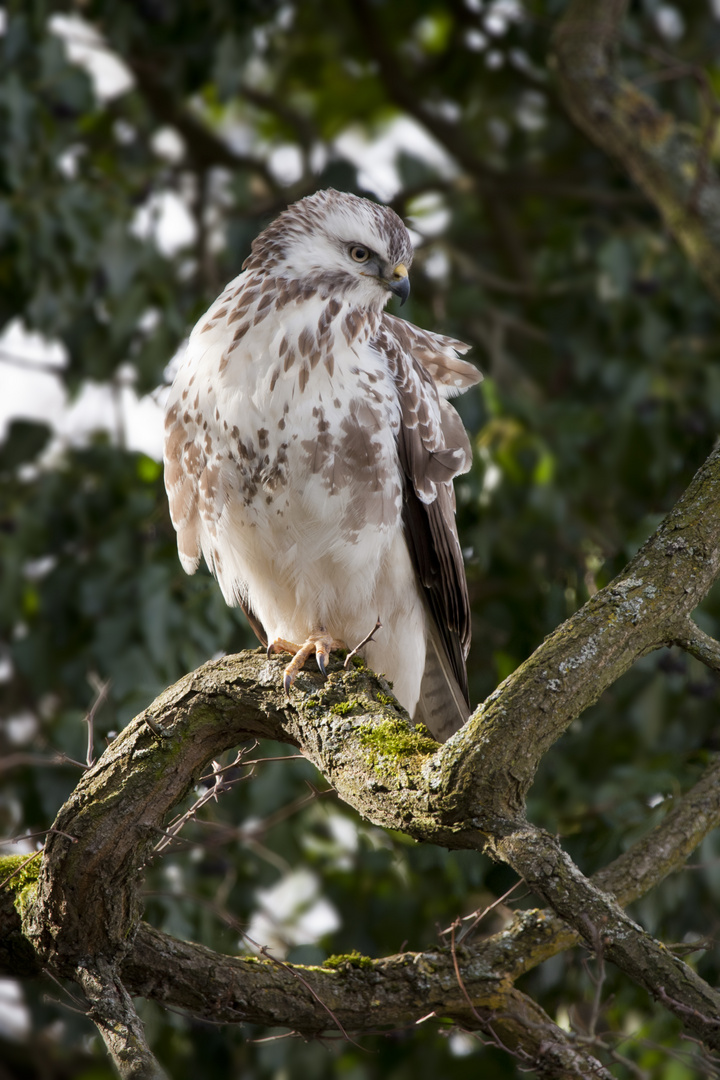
[{"left": 164, "top": 279, "right": 406, "bottom": 638}]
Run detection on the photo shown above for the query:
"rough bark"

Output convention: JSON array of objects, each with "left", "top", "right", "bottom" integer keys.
[
  {"left": 75, "top": 959, "right": 169, "bottom": 1080},
  {"left": 3, "top": 742, "right": 719, "bottom": 1040},
  {"left": 1, "top": 442, "right": 720, "bottom": 1076}
]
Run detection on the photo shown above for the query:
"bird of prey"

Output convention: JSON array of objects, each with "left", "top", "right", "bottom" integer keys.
[{"left": 164, "top": 189, "right": 480, "bottom": 741}]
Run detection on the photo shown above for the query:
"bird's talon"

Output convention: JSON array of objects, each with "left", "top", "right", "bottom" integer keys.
[
  {"left": 283, "top": 671, "right": 293, "bottom": 696},
  {"left": 316, "top": 653, "right": 328, "bottom": 678}
]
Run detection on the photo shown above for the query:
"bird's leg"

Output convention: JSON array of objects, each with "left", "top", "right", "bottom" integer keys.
[
  {"left": 281, "top": 638, "right": 319, "bottom": 694},
  {"left": 267, "top": 630, "right": 346, "bottom": 695}
]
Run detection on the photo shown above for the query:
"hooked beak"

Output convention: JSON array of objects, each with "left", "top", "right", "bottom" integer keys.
[{"left": 387, "top": 262, "right": 410, "bottom": 306}]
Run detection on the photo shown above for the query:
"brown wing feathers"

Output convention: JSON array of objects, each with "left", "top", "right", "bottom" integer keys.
[
  {"left": 400, "top": 446, "right": 470, "bottom": 708},
  {"left": 387, "top": 330, "right": 474, "bottom": 712}
]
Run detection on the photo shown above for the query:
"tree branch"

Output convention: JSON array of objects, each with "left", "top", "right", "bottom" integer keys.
[
  {"left": 75, "top": 958, "right": 168, "bottom": 1080},
  {"left": 5, "top": 440, "right": 720, "bottom": 1071},
  {"left": 5, "top": 736, "right": 720, "bottom": 1023},
  {"left": 348, "top": 0, "right": 497, "bottom": 186},
  {"left": 4, "top": 731, "right": 720, "bottom": 1057},
  {"left": 672, "top": 618, "right": 720, "bottom": 673},
  {"left": 551, "top": 0, "right": 720, "bottom": 302},
  {"left": 495, "top": 825, "right": 720, "bottom": 1051},
  {"left": 15, "top": 442, "right": 720, "bottom": 868},
  {"left": 122, "top": 927, "right": 615, "bottom": 1077},
  {"left": 489, "top": 749, "right": 720, "bottom": 983},
  {"left": 3, "top": 738, "right": 719, "bottom": 1065}
]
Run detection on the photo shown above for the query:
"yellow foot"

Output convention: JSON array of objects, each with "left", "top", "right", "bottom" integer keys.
[{"left": 267, "top": 631, "right": 346, "bottom": 695}]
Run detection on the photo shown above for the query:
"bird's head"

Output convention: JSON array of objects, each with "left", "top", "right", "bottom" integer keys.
[{"left": 244, "top": 189, "right": 414, "bottom": 310}]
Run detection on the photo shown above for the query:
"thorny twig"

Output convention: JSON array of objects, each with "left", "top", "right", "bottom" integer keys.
[
  {"left": 154, "top": 760, "right": 233, "bottom": 854},
  {"left": 198, "top": 748, "right": 307, "bottom": 781},
  {"left": 441, "top": 880, "right": 525, "bottom": 944},
  {"left": 153, "top": 745, "right": 300, "bottom": 854}
]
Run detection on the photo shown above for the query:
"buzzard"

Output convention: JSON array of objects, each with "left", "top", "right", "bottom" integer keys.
[{"left": 164, "top": 189, "right": 480, "bottom": 741}]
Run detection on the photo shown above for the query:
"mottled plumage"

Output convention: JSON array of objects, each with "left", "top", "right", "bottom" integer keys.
[{"left": 164, "top": 189, "right": 480, "bottom": 740}]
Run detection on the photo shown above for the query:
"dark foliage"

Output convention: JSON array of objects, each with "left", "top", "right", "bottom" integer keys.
[{"left": 1, "top": 2, "right": 719, "bottom": 1076}]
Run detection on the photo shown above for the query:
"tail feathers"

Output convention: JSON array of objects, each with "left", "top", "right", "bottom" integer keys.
[{"left": 414, "top": 620, "right": 470, "bottom": 742}]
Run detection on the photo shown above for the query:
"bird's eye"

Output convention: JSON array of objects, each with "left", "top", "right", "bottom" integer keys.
[{"left": 350, "top": 245, "right": 370, "bottom": 263}]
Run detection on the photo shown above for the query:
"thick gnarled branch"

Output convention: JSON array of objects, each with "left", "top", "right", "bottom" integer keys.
[
  {"left": 495, "top": 825, "right": 720, "bottom": 1051},
  {"left": 439, "top": 443, "right": 720, "bottom": 827},
  {"left": 2, "top": 443, "right": 715, "bottom": 1071},
  {"left": 3, "top": 739, "right": 719, "bottom": 1040}
]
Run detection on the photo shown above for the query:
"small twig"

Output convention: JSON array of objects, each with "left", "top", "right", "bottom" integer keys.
[
  {"left": 223, "top": 753, "right": 306, "bottom": 766},
  {"left": 678, "top": 1032, "right": 720, "bottom": 1076},
  {"left": 143, "top": 714, "right": 166, "bottom": 738},
  {"left": 1, "top": 827, "right": 77, "bottom": 848},
  {"left": 0, "top": 752, "right": 87, "bottom": 774},
  {"left": 154, "top": 760, "right": 230, "bottom": 853},
  {"left": 450, "top": 922, "right": 485, "bottom": 1023},
  {"left": 84, "top": 676, "right": 111, "bottom": 769},
  {"left": 579, "top": 914, "right": 607, "bottom": 1038},
  {"left": 198, "top": 749, "right": 306, "bottom": 781},
  {"left": 605, "top": 1046, "right": 650, "bottom": 1080},
  {"left": 250, "top": 1031, "right": 302, "bottom": 1044},
  {"left": 0, "top": 849, "right": 43, "bottom": 890},
  {"left": 483, "top": 1021, "right": 527, "bottom": 1060},
  {"left": 442, "top": 880, "right": 525, "bottom": 943},
  {"left": 238, "top": 783, "right": 334, "bottom": 839},
  {"left": 667, "top": 934, "right": 717, "bottom": 955},
  {"left": 40, "top": 994, "right": 90, "bottom": 1016},
  {"left": 344, "top": 618, "right": 382, "bottom": 670},
  {"left": 42, "top": 968, "right": 89, "bottom": 1012},
  {"left": 656, "top": 986, "right": 720, "bottom": 1027}
]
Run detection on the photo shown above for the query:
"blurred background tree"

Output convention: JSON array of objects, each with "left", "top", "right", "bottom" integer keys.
[{"left": 1, "top": 1, "right": 719, "bottom": 1076}]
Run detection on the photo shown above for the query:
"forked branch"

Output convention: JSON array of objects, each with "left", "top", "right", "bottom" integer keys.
[{"left": 0, "top": 441, "right": 713, "bottom": 1073}]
